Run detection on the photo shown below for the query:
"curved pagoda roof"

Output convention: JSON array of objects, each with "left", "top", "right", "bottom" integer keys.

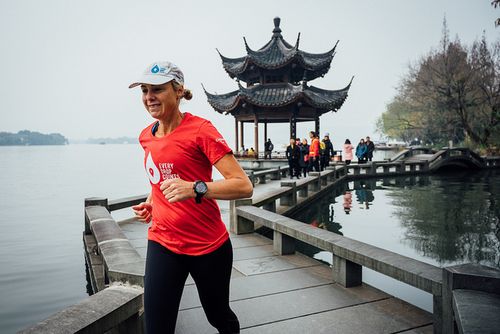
[
  {"left": 204, "top": 78, "right": 353, "bottom": 120},
  {"left": 218, "top": 17, "right": 338, "bottom": 83}
]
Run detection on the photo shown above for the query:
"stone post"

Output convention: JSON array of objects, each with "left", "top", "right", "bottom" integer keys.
[
  {"left": 298, "top": 184, "right": 308, "bottom": 198},
  {"left": 84, "top": 197, "right": 108, "bottom": 235},
  {"left": 441, "top": 263, "right": 500, "bottom": 334},
  {"left": 280, "top": 181, "right": 297, "bottom": 206},
  {"left": 320, "top": 173, "right": 328, "bottom": 186},
  {"left": 397, "top": 161, "right": 406, "bottom": 173},
  {"left": 263, "top": 201, "right": 277, "bottom": 213},
  {"left": 332, "top": 254, "right": 362, "bottom": 287},
  {"left": 274, "top": 230, "right": 295, "bottom": 255},
  {"left": 270, "top": 167, "right": 281, "bottom": 180},
  {"left": 229, "top": 198, "right": 254, "bottom": 234},
  {"left": 421, "top": 160, "right": 429, "bottom": 172},
  {"left": 308, "top": 172, "right": 321, "bottom": 191}
]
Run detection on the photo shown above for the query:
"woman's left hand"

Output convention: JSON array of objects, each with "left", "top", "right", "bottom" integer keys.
[{"left": 160, "top": 178, "right": 195, "bottom": 203}]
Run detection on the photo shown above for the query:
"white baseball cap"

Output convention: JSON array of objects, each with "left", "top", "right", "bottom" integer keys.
[{"left": 129, "top": 61, "right": 184, "bottom": 88}]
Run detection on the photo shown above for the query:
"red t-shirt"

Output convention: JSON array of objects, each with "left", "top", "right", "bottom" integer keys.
[{"left": 139, "top": 112, "right": 232, "bottom": 255}]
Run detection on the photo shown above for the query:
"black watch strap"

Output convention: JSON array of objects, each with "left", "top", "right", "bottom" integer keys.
[{"left": 193, "top": 180, "right": 208, "bottom": 204}]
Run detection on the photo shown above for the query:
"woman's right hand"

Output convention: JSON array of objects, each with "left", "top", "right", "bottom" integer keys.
[{"left": 132, "top": 202, "right": 153, "bottom": 223}]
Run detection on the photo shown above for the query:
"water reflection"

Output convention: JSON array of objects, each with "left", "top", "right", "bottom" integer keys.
[
  {"left": 389, "top": 171, "right": 500, "bottom": 268},
  {"left": 290, "top": 170, "right": 500, "bottom": 269}
]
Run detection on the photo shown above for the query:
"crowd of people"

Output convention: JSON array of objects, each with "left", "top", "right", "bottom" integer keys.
[
  {"left": 239, "top": 134, "right": 375, "bottom": 176},
  {"left": 285, "top": 131, "right": 335, "bottom": 179},
  {"left": 284, "top": 132, "right": 377, "bottom": 178}
]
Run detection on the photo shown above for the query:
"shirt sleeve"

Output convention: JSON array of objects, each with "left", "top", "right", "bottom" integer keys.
[{"left": 196, "top": 120, "right": 233, "bottom": 165}]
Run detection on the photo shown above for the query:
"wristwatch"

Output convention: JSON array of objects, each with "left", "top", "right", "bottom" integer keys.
[{"left": 193, "top": 180, "right": 208, "bottom": 204}]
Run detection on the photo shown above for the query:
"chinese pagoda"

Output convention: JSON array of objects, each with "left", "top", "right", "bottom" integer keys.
[{"left": 204, "top": 17, "right": 352, "bottom": 155}]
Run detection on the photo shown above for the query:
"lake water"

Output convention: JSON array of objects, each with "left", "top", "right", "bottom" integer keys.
[
  {"left": 0, "top": 145, "right": 148, "bottom": 333},
  {"left": 0, "top": 145, "right": 498, "bottom": 332}
]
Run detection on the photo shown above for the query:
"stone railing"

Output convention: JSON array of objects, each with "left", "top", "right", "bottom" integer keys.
[
  {"left": 20, "top": 196, "right": 149, "bottom": 333},
  {"left": 230, "top": 204, "right": 444, "bottom": 332},
  {"left": 442, "top": 264, "right": 500, "bottom": 333},
  {"left": 389, "top": 146, "right": 435, "bottom": 162},
  {"left": 345, "top": 160, "right": 429, "bottom": 176},
  {"left": 18, "top": 284, "right": 143, "bottom": 334},
  {"left": 230, "top": 188, "right": 500, "bottom": 334},
  {"left": 246, "top": 166, "right": 289, "bottom": 186},
  {"left": 84, "top": 197, "right": 146, "bottom": 289},
  {"left": 484, "top": 156, "right": 500, "bottom": 168}
]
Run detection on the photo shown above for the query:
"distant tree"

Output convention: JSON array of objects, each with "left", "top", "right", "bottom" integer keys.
[
  {"left": 378, "top": 20, "right": 500, "bottom": 149},
  {"left": 0, "top": 130, "right": 67, "bottom": 145}
]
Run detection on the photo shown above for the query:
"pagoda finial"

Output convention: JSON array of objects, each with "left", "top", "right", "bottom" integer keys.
[{"left": 272, "top": 17, "right": 282, "bottom": 37}]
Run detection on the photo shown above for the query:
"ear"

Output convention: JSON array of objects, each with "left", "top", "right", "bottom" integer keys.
[{"left": 177, "top": 86, "right": 184, "bottom": 99}]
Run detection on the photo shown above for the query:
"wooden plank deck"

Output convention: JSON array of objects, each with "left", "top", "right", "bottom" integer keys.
[{"left": 117, "top": 174, "right": 433, "bottom": 334}]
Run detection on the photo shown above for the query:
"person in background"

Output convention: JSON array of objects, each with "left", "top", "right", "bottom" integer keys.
[
  {"left": 343, "top": 139, "right": 354, "bottom": 165},
  {"left": 130, "top": 60, "right": 253, "bottom": 334},
  {"left": 299, "top": 138, "right": 310, "bottom": 178},
  {"left": 286, "top": 138, "right": 301, "bottom": 179},
  {"left": 264, "top": 138, "right": 274, "bottom": 159},
  {"left": 365, "top": 136, "right": 375, "bottom": 162},
  {"left": 322, "top": 133, "right": 335, "bottom": 169},
  {"left": 247, "top": 147, "right": 255, "bottom": 157},
  {"left": 308, "top": 131, "right": 320, "bottom": 172},
  {"left": 356, "top": 138, "right": 367, "bottom": 163}
]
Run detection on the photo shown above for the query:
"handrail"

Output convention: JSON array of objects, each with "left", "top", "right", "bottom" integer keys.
[
  {"left": 235, "top": 205, "right": 442, "bottom": 294},
  {"left": 85, "top": 205, "right": 144, "bottom": 286},
  {"left": 18, "top": 284, "right": 143, "bottom": 334},
  {"left": 108, "top": 194, "right": 148, "bottom": 212},
  {"left": 231, "top": 203, "right": 444, "bottom": 332}
]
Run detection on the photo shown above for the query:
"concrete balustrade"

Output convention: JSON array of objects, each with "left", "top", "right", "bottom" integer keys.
[
  {"left": 232, "top": 205, "right": 444, "bottom": 331},
  {"left": 85, "top": 205, "right": 145, "bottom": 287},
  {"left": 442, "top": 263, "right": 500, "bottom": 334},
  {"left": 19, "top": 285, "right": 144, "bottom": 334}
]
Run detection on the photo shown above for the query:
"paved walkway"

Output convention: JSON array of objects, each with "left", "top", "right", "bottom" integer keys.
[{"left": 117, "top": 176, "right": 433, "bottom": 333}]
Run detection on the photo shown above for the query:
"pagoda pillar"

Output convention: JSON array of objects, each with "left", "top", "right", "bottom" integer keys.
[
  {"left": 264, "top": 122, "right": 268, "bottom": 148},
  {"left": 315, "top": 116, "right": 320, "bottom": 137},
  {"left": 254, "top": 117, "right": 259, "bottom": 157},
  {"left": 240, "top": 121, "right": 244, "bottom": 150},
  {"left": 234, "top": 118, "right": 239, "bottom": 152}
]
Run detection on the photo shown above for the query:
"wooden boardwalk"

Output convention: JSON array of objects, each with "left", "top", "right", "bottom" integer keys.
[{"left": 118, "top": 176, "right": 433, "bottom": 334}]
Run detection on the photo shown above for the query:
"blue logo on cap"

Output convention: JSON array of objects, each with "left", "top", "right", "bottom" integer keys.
[{"left": 151, "top": 65, "right": 160, "bottom": 74}]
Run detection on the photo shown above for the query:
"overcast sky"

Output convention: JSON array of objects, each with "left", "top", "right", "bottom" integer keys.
[{"left": 0, "top": 0, "right": 497, "bottom": 149}]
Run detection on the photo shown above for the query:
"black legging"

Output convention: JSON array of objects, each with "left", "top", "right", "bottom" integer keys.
[{"left": 144, "top": 239, "right": 239, "bottom": 334}]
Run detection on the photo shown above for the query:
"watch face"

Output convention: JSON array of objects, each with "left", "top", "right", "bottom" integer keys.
[{"left": 195, "top": 181, "right": 208, "bottom": 194}]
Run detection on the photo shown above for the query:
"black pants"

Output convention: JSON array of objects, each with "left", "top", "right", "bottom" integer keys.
[
  {"left": 309, "top": 156, "right": 320, "bottom": 172},
  {"left": 144, "top": 239, "right": 239, "bottom": 334},
  {"left": 288, "top": 159, "right": 300, "bottom": 178}
]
